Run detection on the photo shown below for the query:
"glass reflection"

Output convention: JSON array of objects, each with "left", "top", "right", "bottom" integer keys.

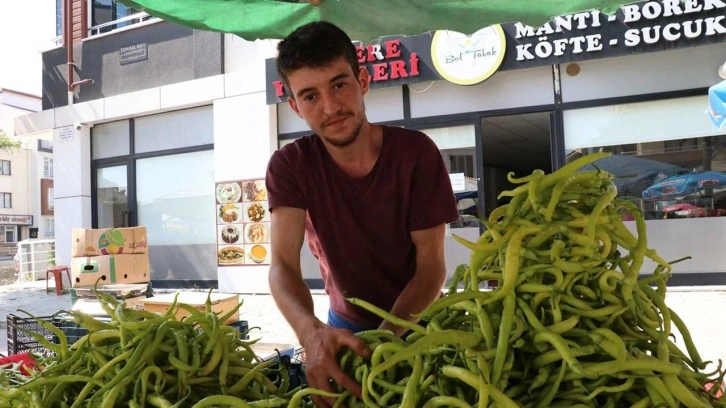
[
  {"left": 567, "top": 135, "right": 726, "bottom": 220},
  {"left": 136, "top": 150, "right": 216, "bottom": 281},
  {"left": 96, "top": 166, "right": 128, "bottom": 228}
]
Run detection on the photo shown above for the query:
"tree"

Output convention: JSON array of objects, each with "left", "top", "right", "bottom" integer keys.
[{"left": 0, "top": 131, "right": 21, "bottom": 152}]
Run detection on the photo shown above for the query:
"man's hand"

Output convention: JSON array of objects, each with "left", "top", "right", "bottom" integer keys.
[{"left": 301, "top": 322, "right": 371, "bottom": 407}]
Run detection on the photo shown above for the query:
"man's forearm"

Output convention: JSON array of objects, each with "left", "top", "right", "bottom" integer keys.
[
  {"left": 269, "top": 264, "right": 325, "bottom": 344},
  {"left": 381, "top": 264, "right": 446, "bottom": 335}
]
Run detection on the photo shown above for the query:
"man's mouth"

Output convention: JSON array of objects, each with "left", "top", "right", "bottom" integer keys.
[{"left": 324, "top": 116, "right": 348, "bottom": 128}]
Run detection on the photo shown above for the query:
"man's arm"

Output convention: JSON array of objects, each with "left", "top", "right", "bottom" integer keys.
[
  {"left": 268, "top": 206, "right": 320, "bottom": 339},
  {"left": 269, "top": 207, "right": 370, "bottom": 407},
  {"left": 379, "top": 223, "right": 448, "bottom": 336}
]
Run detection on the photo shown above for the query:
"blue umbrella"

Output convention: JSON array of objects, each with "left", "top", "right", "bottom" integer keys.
[
  {"left": 641, "top": 170, "right": 726, "bottom": 201},
  {"left": 708, "top": 79, "right": 726, "bottom": 129}
]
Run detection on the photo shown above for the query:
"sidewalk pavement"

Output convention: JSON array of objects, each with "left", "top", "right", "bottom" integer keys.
[
  {"left": 1, "top": 281, "right": 725, "bottom": 373},
  {"left": 0, "top": 281, "right": 330, "bottom": 357}
]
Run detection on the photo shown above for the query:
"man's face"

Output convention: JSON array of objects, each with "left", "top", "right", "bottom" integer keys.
[{"left": 286, "top": 57, "right": 369, "bottom": 148}]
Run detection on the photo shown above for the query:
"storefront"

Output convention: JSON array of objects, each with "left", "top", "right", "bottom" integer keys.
[
  {"left": 0, "top": 215, "right": 33, "bottom": 244},
  {"left": 267, "top": 0, "right": 726, "bottom": 287},
  {"left": 15, "top": 0, "right": 726, "bottom": 290}
]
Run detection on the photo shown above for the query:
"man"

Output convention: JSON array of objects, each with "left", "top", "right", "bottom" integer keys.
[{"left": 265, "top": 21, "right": 459, "bottom": 407}]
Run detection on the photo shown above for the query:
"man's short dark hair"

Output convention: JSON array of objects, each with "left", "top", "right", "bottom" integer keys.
[{"left": 276, "top": 21, "right": 359, "bottom": 94}]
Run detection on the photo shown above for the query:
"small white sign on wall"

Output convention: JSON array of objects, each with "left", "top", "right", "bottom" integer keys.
[
  {"left": 449, "top": 172, "right": 466, "bottom": 192},
  {"left": 58, "top": 126, "right": 74, "bottom": 143}
]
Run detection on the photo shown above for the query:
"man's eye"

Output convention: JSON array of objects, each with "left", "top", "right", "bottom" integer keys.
[
  {"left": 303, "top": 94, "right": 317, "bottom": 102},
  {"left": 333, "top": 83, "right": 345, "bottom": 90}
]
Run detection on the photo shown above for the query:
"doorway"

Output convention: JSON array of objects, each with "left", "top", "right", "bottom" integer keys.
[{"left": 480, "top": 111, "right": 553, "bottom": 217}]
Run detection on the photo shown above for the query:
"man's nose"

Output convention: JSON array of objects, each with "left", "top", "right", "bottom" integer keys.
[{"left": 320, "top": 92, "right": 342, "bottom": 115}]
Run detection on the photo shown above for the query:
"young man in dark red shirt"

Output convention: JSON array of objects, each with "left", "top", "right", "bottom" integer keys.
[{"left": 266, "top": 21, "right": 459, "bottom": 407}]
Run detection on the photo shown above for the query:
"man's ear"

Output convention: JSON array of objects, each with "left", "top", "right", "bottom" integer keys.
[
  {"left": 358, "top": 66, "right": 370, "bottom": 95},
  {"left": 288, "top": 96, "right": 302, "bottom": 118}
]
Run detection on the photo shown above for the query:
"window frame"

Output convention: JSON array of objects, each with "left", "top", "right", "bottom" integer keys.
[
  {"left": 45, "top": 218, "right": 55, "bottom": 238},
  {"left": 43, "top": 157, "right": 54, "bottom": 179},
  {"left": 88, "top": 0, "right": 155, "bottom": 37},
  {"left": 0, "top": 226, "right": 16, "bottom": 243},
  {"left": 1, "top": 193, "right": 11, "bottom": 209},
  {"left": 38, "top": 139, "right": 54, "bottom": 153},
  {"left": 0, "top": 160, "right": 10, "bottom": 176}
]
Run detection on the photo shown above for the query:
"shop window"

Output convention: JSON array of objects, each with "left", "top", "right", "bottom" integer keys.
[
  {"left": 0, "top": 226, "right": 16, "bottom": 243},
  {"left": 43, "top": 157, "right": 53, "bottom": 179},
  {"left": 45, "top": 218, "right": 55, "bottom": 238},
  {"left": 564, "top": 96, "right": 726, "bottom": 221},
  {"left": 96, "top": 166, "right": 128, "bottom": 228},
  {"left": 134, "top": 106, "right": 214, "bottom": 154},
  {"left": 92, "top": 121, "right": 130, "bottom": 159},
  {"left": 1, "top": 193, "right": 11, "bottom": 209},
  {"left": 92, "top": 107, "right": 215, "bottom": 283},
  {"left": 136, "top": 150, "right": 216, "bottom": 281},
  {"left": 0, "top": 160, "right": 10, "bottom": 175}
]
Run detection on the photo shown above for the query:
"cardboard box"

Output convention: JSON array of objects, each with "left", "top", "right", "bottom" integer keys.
[
  {"left": 141, "top": 292, "right": 240, "bottom": 325},
  {"left": 72, "top": 227, "right": 148, "bottom": 257},
  {"left": 70, "top": 283, "right": 152, "bottom": 304},
  {"left": 71, "top": 295, "right": 148, "bottom": 314},
  {"left": 71, "top": 254, "right": 150, "bottom": 288}
]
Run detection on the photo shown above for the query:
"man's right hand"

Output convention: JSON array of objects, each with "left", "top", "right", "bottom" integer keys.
[{"left": 301, "top": 322, "right": 371, "bottom": 408}]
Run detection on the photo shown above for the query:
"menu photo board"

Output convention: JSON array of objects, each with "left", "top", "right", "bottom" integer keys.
[{"left": 214, "top": 179, "right": 271, "bottom": 267}]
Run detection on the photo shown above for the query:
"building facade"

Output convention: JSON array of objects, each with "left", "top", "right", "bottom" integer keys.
[
  {"left": 14, "top": 0, "right": 726, "bottom": 290},
  {"left": 0, "top": 89, "right": 53, "bottom": 247}
]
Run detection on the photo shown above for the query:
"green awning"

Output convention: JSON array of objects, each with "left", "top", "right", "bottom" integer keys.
[{"left": 118, "top": 0, "right": 636, "bottom": 42}]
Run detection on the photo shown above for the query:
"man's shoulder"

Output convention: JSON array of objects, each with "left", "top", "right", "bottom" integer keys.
[
  {"left": 382, "top": 125, "right": 438, "bottom": 152},
  {"left": 383, "top": 125, "right": 428, "bottom": 140},
  {"left": 272, "top": 134, "right": 319, "bottom": 161}
]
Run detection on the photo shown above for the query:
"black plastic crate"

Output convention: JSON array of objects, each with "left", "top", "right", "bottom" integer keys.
[
  {"left": 291, "top": 346, "right": 305, "bottom": 365},
  {"left": 230, "top": 320, "right": 249, "bottom": 340},
  {"left": 6, "top": 314, "right": 55, "bottom": 356},
  {"left": 50, "top": 314, "right": 116, "bottom": 346}
]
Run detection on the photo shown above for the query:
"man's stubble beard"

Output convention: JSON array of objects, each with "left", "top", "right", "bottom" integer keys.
[{"left": 321, "top": 115, "right": 363, "bottom": 148}]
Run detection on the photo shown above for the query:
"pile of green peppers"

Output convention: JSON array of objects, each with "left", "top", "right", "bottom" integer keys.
[{"left": 323, "top": 152, "right": 726, "bottom": 408}]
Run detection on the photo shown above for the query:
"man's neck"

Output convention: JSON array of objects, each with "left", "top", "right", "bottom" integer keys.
[{"left": 324, "top": 123, "right": 383, "bottom": 179}]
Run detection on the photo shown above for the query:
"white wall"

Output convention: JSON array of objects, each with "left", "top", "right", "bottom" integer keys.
[
  {"left": 628, "top": 218, "right": 726, "bottom": 275},
  {"left": 52, "top": 125, "right": 92, "bottom": 267},
  {"left": 0, "top": 147, "right": 31, "bottom": 225},
  {"left": 224, "top": 34, "right": 279, "bottom": 75},
  {"left": 561, "top": 42, "right": 726, "bottom": 102},
  {"left": 214, "top": 92, "right": 277, "bottom": 293},
  {"left": 0, "top": 100, "right": 36, "bottom": 138},
  {"left": 409, "top": 66, "right": 555, "bottom": 118}
]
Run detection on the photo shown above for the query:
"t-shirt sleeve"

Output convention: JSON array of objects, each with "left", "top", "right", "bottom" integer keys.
[
  {"left": 265, "top": 148, "right": 306, "bottom": 212},
  {"left": 408, "top": 134, "right": 460, "bottom": 231}
]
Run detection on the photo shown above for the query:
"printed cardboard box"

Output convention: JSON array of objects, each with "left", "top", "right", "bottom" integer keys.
[
  {"left": 71, "top": 254, "right": 150, "bottom": 288},
  {"left": 72, "top": 227, "right": 148, "bottom": 257}
]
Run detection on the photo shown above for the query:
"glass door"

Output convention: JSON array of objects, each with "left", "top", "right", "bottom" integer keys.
[{"left": 95, "top": 165, "right": 131, "bottom": 228}]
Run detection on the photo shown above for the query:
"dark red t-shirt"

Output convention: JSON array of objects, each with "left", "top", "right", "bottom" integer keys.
[{"left": 266, "top": 126, "right": 459, "bottom": 327}]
